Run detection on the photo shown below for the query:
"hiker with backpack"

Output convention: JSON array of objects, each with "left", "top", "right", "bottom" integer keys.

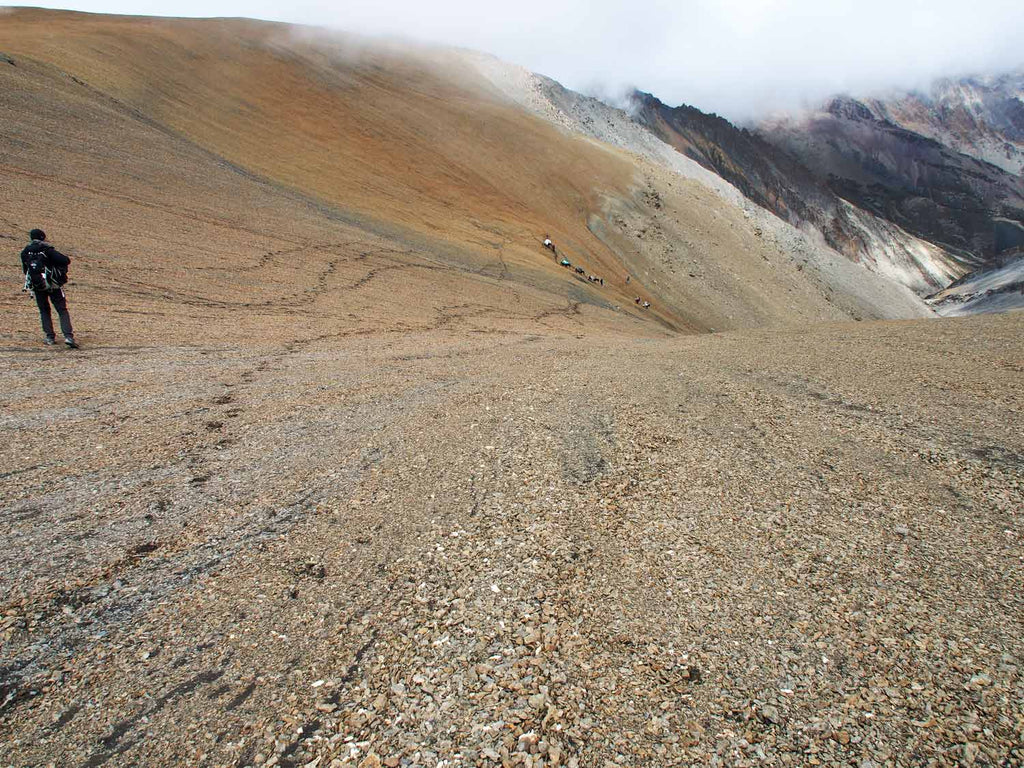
[{"left": 21, "top": 228, "right": 78, "bottom": 349}]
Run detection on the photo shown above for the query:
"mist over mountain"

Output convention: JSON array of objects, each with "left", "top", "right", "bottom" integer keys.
[
  {"left": 849, "top": 70, "right": 1024, "bottom": 176},
  {"left": 13, "top": 0, "right": 1024, "bottom": 122}
]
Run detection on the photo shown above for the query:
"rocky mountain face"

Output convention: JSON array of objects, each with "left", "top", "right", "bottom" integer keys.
[
  {"left": 760, "top": 95, "right": 1024, "bottom": 262},
  {"left": 630, "top": 78, "right": 1024, "bottom": 306},
  {"left": 629, "top": 93, "right": 827, "bottom": 230},
  {"left": 861, "top": 72, "right": 1024, "bottom": 176},
  {"left": 925, "top": 246, "right": 1024, "bottom": 316},
  {"left": 464, "top": 61, "right": 933, "bottom": 319}
]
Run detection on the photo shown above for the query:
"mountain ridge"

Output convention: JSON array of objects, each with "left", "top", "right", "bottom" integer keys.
[
  {"left": 857, "top": 71, "right": 1024, "bottom": 176},
  {"left": 621, "top": 75, "right": 1023, "bottom": 311}
]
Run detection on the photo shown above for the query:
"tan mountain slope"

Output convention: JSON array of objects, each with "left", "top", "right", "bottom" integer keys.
[
  {"left": 3, "top": 9, "right": 926, "bottom": 346},
  {"left": 0, "top": 12, "right": 630, "bottom": 345}
]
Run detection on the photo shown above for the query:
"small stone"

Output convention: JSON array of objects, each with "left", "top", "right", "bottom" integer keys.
[
  {"left": 517, "top": 731, "right": 540, "bottom": 753},
  {"left": 968, "top": 673, "right": 992, "bottom": 687},
  {"left": 358, "top": 755, "right": 381, "bottom": 768}
]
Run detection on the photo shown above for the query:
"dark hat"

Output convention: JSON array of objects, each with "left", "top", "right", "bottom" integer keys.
[{"left": 29, "top": 228, "right": 46, "bottom": 241}]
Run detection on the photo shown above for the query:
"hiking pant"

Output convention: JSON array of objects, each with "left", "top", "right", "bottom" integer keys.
[{"left": 34, "top": 289, "right": 74, "bottom": 340}]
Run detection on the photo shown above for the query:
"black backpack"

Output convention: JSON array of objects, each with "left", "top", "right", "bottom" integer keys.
[{"left": 24, "top": 250, "right": 68, "bottom": 293}]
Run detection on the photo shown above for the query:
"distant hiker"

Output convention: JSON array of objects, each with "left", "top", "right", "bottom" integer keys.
[
  {"left": 634, "top": 296, "right": 641, "bottom": 304},
  {"left": 543, "top": 237, "right": 556, "bottom": 254},
  {"left": 560, "top": 258, "right": 571, "bottom": 268},
  {"left": 625, "top": 275, "right": 631, "bottom": 284},
  {"left": 643, "top": 301, "right": 651, "bottom": 309},
  {"left": 575, "top": 267, "right": 585, "bottom": 275},
  {"left": 21, "top": 229, "right": 77, "bottom": 348}
]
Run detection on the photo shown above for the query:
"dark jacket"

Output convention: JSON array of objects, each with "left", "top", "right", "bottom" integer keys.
[{"left": 21, "top": 240, "right": 70, "bottom": 275}]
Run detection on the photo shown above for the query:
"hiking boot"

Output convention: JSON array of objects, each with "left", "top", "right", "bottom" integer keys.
[
  {"left": 43, "top": 337, "right": 56, "bottom": 346},
  {"left": 64, "top": 337, "right": 79, "bottom": 349}
]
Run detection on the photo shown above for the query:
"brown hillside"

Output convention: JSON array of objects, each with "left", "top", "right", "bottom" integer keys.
[
  {"left": 0, "top": 11, "right": 640, "bottom": 345},
  {"left": 1, "top": 8, "right": 926, "bottom": 345}
]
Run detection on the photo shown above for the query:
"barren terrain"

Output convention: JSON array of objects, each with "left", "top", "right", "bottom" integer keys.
[
  {"left": 2, "top": 316, "right": 1022, "bottom": 767},
  {"left": 1, "top": 9, "right": 1022, "bottom": 768}
]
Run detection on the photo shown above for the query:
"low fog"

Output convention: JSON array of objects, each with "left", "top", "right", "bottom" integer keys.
[{"left": 11, "top": 0, "right": 1024, "bottom": 121}]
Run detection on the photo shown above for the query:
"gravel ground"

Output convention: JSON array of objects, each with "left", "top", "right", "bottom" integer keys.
[{"left": 1, "top": 312, "right": 1021, "bottom": 767}]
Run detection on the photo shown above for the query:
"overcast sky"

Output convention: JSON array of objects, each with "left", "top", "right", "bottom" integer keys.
[{"left": 8, "top": 0, "right": 1024, "bottom": 120}]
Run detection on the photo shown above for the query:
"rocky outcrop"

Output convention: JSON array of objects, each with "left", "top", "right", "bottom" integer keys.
[
  {"left": 630, "top": 91, "right": 972, "bottom": 295},
  {"left": 863, "top": 72, "right": 1024, "bottom": 176},
  {"left": 926, "top": 248, "right": 1024, "bottom": 316},
  {"left": 629, "top": 82, "right": 1024, "bottom": 302},
  {"left": 629, "top": 92, "right": 826, "bottom": 228},
  {"left": 760, "top": 94, "right": 1024, "bottom": 266}
]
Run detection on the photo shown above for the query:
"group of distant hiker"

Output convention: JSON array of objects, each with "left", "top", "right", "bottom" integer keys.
[
  {"left": 543, "top": 235, "right": 653, "bottom": 309},
  {"left": 19, "top": 228, "right": 79, "bottom": 349},
  {"left": 542, "top": 236, "right": 606, "bottom": 287},
  {"left": 15, "top": 227, "right": 663, "bottom": 351}
]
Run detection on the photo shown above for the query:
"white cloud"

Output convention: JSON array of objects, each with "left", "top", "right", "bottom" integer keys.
[{"left": 9, "top": 0, "right": 1024, "bottom": 120}]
